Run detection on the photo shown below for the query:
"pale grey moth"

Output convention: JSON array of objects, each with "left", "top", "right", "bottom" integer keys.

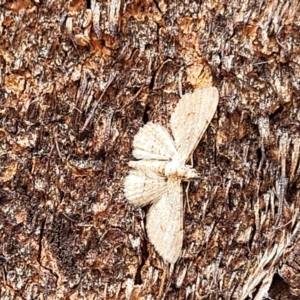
[{"left": 124, "top": 87, "right": 219, "bottom": 264}]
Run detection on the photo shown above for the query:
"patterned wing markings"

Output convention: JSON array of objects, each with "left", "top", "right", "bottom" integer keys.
[
  {"left": 124, "top": 168, "right": 168, "bottom": 207},
  {"left": 132, "top": 122, "right": 178, "bottom": 161}
]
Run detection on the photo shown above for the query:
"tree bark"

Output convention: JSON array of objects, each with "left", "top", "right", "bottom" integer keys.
[{"left": 0, "top": 0, "right": 300, "bottom": 299}]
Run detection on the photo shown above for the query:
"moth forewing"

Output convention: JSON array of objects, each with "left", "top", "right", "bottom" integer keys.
[
  {"left": 146, "top": 178, "right": 183, "bottom": 264},
  {"left": 132, "top": 122, "right": 178, "bottom": 160},
  {"left": 170, "top": 87, "right": 219, "bottom": 162}
]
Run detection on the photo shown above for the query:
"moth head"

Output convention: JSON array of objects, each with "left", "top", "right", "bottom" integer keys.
[{"left": 184, "top": 166, "right": 199, "bottom": 179}]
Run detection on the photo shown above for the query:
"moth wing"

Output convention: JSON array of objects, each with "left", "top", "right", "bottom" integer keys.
[
  {"left": 124, "top": 169, "right": 168, "bottom": 207},
  {"left": 132, "top": 122, "right": 177, "bottom": 160},
  {"left": 170, "top": 87, "right": 219, "bottom": 162},
  {"left": 146, "top": 178, "right": 183, "bottom": 264}
]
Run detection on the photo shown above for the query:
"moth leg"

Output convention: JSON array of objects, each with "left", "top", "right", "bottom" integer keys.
[
  {"left": 184, "top": 157, "right": 196, "bottom": 213},
  {"left": 184, "top": 181, "right": 192, "bottom": 214}
]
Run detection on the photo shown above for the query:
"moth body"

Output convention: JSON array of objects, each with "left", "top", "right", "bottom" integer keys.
[
  {"left": 128, "top": 160, "right": 167, "bottom": 177},
  {"left": 164, "top": 158, "right": 199, "bottom": 180},
  {"left": 129, "top": 158, "right": 198, "bottom": 180}
]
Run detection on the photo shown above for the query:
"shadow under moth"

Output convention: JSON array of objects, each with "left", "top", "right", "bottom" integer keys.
[{"left": 124, "top": 87, "right": 219, "bottom": 264}]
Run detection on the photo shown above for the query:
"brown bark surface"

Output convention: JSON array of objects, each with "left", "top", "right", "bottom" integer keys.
[{"left": 0, "top": 0, "right": 300, "bottom": 299}]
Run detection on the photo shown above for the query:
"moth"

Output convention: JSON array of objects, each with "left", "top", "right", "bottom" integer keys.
[{"left": 124, "top": 87, "right": 219, "bottom": 264}]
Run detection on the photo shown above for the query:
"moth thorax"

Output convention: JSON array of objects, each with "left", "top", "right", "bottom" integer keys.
[{"left": 165, "top": 159, "right": 199, "bottom": 179}]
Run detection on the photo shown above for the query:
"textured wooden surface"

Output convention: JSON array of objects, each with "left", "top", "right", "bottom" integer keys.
[{"left": 0, "top": 0, "right": 300, "bottom": 299}]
